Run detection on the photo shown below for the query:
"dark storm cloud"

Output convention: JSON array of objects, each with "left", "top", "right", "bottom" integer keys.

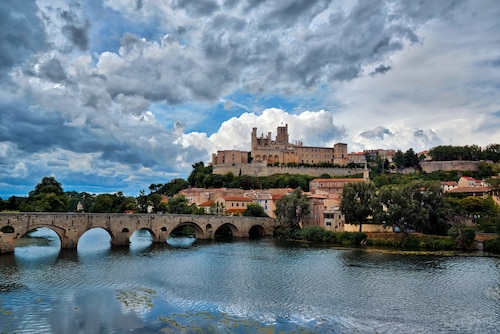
[
  {"left": 0, "top": 101, "right": 107, "bottom": 154},
  {"left": 360, "top": 126, "right": 393, "bottom": 140},
  {"left": 57, "top": 3, "right": 90, "bottom": 51},
  {"left": 135, "top": 0, "right": 144, "bottom": 11},
  {"left": 95, "top": 0, "right": 463, "bottom": 104},
  {"left": 370, "top": 64, "right": 392, "bottom": 76},
  {"left": 39, "top": 58, "right": 67, "bottom": 82},
  {"left": 259, "top": 0, "right": 332, "bottom": 29},
  {"left": 0, "top": 0, "right": 47, "bottom": 79},
  {"left": 62, "top": 23, "right": 90, "bottom": 51},
  {"left": 174, "top": 0, "right": 220, "bottom": 17},
  {"left": 211, "top": 14, "right": 247, "bottom": 31}
]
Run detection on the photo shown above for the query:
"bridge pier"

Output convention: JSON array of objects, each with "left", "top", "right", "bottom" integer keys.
[
  {"left": 111, "top": 232, "right": 132, "bottom": 247},
  {"left": 0, "top": 232, "right": 15, "bottom": 254}
]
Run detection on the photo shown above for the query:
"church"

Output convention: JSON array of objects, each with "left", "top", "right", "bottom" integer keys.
[{"left": 212, "top": 124, "right": 349, "bottom": 167}]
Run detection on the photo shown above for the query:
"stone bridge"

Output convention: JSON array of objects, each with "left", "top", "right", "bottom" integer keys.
[{"left": 0, "top": 212, "right": 278, "bottom": 254}]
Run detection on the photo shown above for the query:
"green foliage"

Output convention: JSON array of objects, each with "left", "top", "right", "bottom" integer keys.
[
  {"left": 166, "top": 195, "right": 193, "bottom": 214},
  {"left": 375, "top": 180, "right": 446, "bottom": 234},
  {"left": 448, "top": 226, "right": 476, "bottom": 249},
  {"left": 474, "top": 217, "right": 500, "bottom": 233},
  {"left": 242, "top": 203, "right": 268, "bottom": 217},
  {"left": 156, "top": 178, "right": 189, "bottom": 196},
  {"left": 188, "top": 162, "right": 213, "bottom": 187},
  {"left": 340, "top": 181, "right": 377, "bottom": 232},
  {"left": 89, "top": 192, "right": 136, "bottom": 213},
  {"left": 483, "top": 144, "right": 500, "bottom": 163},
  {"left": 275, "top": 188, "right": 310, "bottom": 239},
  {"left": 484, "top": 238, "right": 500, "bottom": 253},
  {"left": 429, "top": 144, "right": 500, "bottom": 162},
  {"left": 295, "top": 226, "right": 367, "bottom": 245},
  {"left": 20, "top": 176, "right": 68, "bottom": 212}
]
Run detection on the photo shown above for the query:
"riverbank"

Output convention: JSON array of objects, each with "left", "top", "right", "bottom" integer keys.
[{"left": 295, "top": 227, "right": 500, "bottom": 255}]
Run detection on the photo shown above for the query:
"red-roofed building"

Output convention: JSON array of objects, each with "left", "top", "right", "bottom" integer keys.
[
  {"left": 215, "top": 196, "right": 253, "bottom": 216},
  {"left": 198, "top": 200, "right": 215, "bottom": 214},
  {"left": 458, "top": 176, "right": 485, "bottom": 188},
  {"left": 447, "top": 186, "right": 492, "bottom": 197},
  {"left": 440, "top": 181, "right": 458, "bottom": 192}
]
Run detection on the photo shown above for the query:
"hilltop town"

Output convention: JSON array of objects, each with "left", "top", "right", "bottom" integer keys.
[{"left": 2, "top": 124, "right": 499, "bottom": 242}]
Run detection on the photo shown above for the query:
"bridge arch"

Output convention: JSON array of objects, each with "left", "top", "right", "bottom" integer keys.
[
  {"left": 17, "top": 224, "right": 67, "bottom": 248},
  {"left": 214, "top": 223, "right": 241, "bottom": 238},
  {"left": 78, "top": 227, "right": 115, "bottom": 248},
  {"left": 249, "top": 225, "right": 266, "bottom": 238},
  {"left": 170, "top": 221, "right": 205, "bottom": 239}
]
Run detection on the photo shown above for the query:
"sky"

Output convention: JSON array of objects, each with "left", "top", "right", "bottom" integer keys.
[{"left": 1, "top": 0, "right": 499, "bottom": 198}]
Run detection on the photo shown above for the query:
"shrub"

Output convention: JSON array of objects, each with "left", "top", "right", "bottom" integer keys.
[
  {"left": 295, "top": 227, "right": 365, "bottom": 245},
  {"left": 484, "top": 238, "right": 500, "bottom": 254},
  {"left": 400, "top": 235, "right": 421, "bottom": 249},
  {"left": 449, "top": 226, "right": 476, "bottom": 249},
  {"left": 297, "top": 226, "right": 325, "bottom": 242}
]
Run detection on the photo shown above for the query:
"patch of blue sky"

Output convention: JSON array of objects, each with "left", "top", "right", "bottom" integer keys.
[
  {"left": 150, "top": 102, "right": 228, "bottom": 135},
  {"left": 150, "top": 87, "right": 333, "bottom": 135},
  {"left": 223, "top": 89, "right": 329, "bottom": 114},
  {"left": 83, "top": 0, "right": 166, "bottom": 56}
]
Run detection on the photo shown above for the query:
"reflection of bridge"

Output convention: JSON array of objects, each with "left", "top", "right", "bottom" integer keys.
[{"left": 0, "top": 213, "right": 278, "bottom": 254}]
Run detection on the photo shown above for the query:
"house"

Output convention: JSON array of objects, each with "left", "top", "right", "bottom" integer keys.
[
  {"left": 458, "top": 176, "right": 484, "bottom": 188},
  {"left": 215, "top": 196, "right": 253, "bottom": 216},
  {"left": 309, "top": 177, "right": 367, "bottom": 202},
  {"left": 440, "top": 181, "right": 458, "bottom": 192},
  {"left": 243, "top": 190, "right": 275, "bottom": 218},
  {"left": 198, "top": 200, "right": 215, "bottom": 214}
]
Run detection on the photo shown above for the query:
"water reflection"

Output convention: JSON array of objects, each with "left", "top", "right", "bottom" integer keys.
[
  {"left": 77, "top": 228, "right": 111, "bottom": 256},
  {"left": 14, "top": 227, "right": 61, "bottom": 268},
  {"left": 129, "top": 228, "right": 153, "bottom": 252},
  {"left": 166, "top": 236, "right": 196, "bottom": 248},
  {"left": 1, "top": 234, "right": 499, "bottom": 333}
]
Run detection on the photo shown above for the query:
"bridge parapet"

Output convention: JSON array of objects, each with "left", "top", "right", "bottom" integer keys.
[{"left": 0, "top": 213, "right": 277, "bottom": 254}]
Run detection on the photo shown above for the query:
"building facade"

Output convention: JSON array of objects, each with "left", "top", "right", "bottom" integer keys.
[
  {"left": 211, "top": 150, "right": 248, "bottom": 165},
  {"left": 250, "top": 124, "right": 348, "bottom": 166}
]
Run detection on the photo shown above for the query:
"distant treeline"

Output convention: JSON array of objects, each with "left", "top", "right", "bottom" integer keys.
[{"left": 429, "top": 144, "right": 500, "bottom": 162}]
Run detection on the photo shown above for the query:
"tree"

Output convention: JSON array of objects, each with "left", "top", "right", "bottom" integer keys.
[
  {"left": 376, "top": 180, "right": 446, "bottom": 234},
  {"left": 403, "top": 148, "right": 419, "bottom": 168},
  {"left": 393, "top": 150, "right": 405, "bottom": 169},
  {"left": 274, "top": 188, "right": 310, "bottom": 238},
  {"left": 188, "top": 162, "right": 212, "bottom": 187},
  {"left": 243, "top": 203, "right": 268, "bottom": 217},
  {"left": 21, "top": 176, "right": 68, "bottom": 212},
  {"left": 167, "top": 195, "right": 193, "bottom": 214},
  {"left": 137, "top": 190, "right": 149, "bottom": 213},
  {"left": 340, "top": 181, "right": 377, "bottom": 232},
  {"left": 483, "top": 143, "right": 500, "bottom": 162},
  {"left": 148, "top": 193, "right": 167, "bottom": 213}
]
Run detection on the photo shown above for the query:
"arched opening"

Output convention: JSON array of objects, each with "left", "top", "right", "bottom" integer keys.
[
  {"left": 214, "top": 223, "right": 238, "bottom": 239},
  {"left": 0, "top": 226, "right": 14, "bottom": 233},
  {"left": 129, "top": 228, "right": 153, "bottom": 250},
  {"left": 14, "top": 227, "right": 61, "bottom": 265},
  {"left": 77, "top": 227, "right": 112, "bottom": 255},
  {"left": 167, "top": 223, "right": 202, "bottom": 248},
  {"left": 249, "top": 225, "right": 265, "bottom": 239}
]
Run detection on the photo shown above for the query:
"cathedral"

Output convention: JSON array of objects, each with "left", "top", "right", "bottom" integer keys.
[{"left": 212, "top": 124, "right": 348, "bottom": 166}]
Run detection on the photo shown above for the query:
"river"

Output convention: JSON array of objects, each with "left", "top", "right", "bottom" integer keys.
[{"left": 1, "top": 228, "right": 499, "bottom": 333}]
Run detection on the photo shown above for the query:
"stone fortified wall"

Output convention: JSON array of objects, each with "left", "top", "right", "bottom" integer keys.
[
  {"left": 420, "top": 161, "right": 480, "bottom": 173},
  {"left": 212, "top": 162, "right": 365, "bottom": 177}
]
